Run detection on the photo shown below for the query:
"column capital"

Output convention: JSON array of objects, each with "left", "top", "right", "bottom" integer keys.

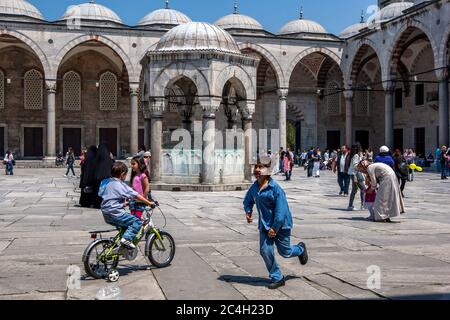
[
  {"left": 343, "top": 89, "right": 354, "bottom": 100},
  {"left": 239, "top": 101, "right": 255, "bottom": 120},
  {"left": 382, "top": 79, "right": 396, "bottom": 93},
  {"left": 200, "top": 96, "right": 221, "bottom": 118},
  {"left": 45, "top": 80, "right": 57, "bottom": 92},
  {"left": 144, "top": 98, "right": 165, "bottom": 119},
  {"left": 277, "top": 88, "right": 289, "bottom": 100},
  {"left": 435, "top": 67, "right": 449, "bottom": 81},
  {"left": 129, "top": 83, "right": 139, "bottom": 96}
]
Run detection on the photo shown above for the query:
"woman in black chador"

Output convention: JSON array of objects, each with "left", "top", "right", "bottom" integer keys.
[
  {"left": 79, "top": 145, "right": 98, "bottom": 208},
  {"left": 93, "top": 144, "right": 114, "bottom": 208}
]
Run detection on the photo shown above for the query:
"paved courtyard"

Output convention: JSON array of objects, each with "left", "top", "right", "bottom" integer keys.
[{"left": 0, "top": 167, "right": 450, "bottom": 300}]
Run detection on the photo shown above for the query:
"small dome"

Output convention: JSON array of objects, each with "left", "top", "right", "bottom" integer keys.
[
  {"left": 215, "top": 13, "right": 264, "bottom": 31},
  {"left": 138, "top": 8, "right": 191, "bottom": 27},
  {"left": 279, "top": 18, "right": 327, "bottom": 35},
  {"left": 61, "top": 1, "right": 122, "bottom": 24},
  {"left": 155, "top": 22, "right": 240, "bottom": 54},
  {"left": 340, "top": 22, "right": 367, "bottom": 38},
  {"left": 370, "top": 1, "right": 414, "bottom": 24},
  {"left": 0, "top": 0, "right": 44, "bottom": 20}
]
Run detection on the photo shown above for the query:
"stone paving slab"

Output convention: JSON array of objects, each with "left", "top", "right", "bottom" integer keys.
[{"left": 0, "top": 168, "right": 449, "bottom": 300}]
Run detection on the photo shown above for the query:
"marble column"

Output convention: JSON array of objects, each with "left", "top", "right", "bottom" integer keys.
[
  {"left": 144, "top": 118, "right": 151, "bottom": 150},
  {"left": 241, "top": 102, "right": 255, "bottom": 182},
  {"left": 383, "top": 80, "right": 395, "bottom": 149},
  {"left": 437, "top": 69, "right": 449, "bottom": 147},
  {"left": 149, "top": 98, "right": 165, "bottom": 182},
  {"left": 45, "top": 81, "right": 57, "bottom": 159},
  {"left": 343, "top": 89, "right": 354, "bottom": 146},
  {"left": 130, "top": 84, "right": 139, "bottom": 156},
  {"left": 277, "top": 89, "right": 288, "bottom": 150},
  {"left": 201, "top": 103, "right": 219, "bottom": 184}
]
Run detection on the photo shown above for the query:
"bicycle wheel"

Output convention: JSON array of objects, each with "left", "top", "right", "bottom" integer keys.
[
  {"left": 146, "top": 231, "right": 175, "bottom": 268},
  {"left": 83, "top": 239, "right": 119, "bottom": 279}
]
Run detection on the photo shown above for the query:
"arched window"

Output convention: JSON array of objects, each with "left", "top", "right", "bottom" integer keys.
[
  {"left": 327, "top": 81, "right": 340, "bottom": 115},
  {"left": 355, "top": 84, "right": 370, "bottom": 116},
  {"left": 99, "top": 71, "right": 117, "bottom": 111},
  {"left": 24, "top": 69, "right": 43, "bottom": 110},
  {"left": 0, "top": 70, "right": 4, "bottom": 109},
  {"left": 63, "top": 71, "right": 81, "bottom": 111}
]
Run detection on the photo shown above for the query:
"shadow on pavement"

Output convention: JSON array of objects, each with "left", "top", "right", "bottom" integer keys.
[{"left": 218, "top": 275, "right": 301, "bottom": 287}]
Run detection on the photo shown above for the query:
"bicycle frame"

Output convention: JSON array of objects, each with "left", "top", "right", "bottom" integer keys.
[{"left": 98, "top": 209, "right": 167, "bottom": 262}]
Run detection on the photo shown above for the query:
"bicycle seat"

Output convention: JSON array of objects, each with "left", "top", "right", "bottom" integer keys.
[{"left": 88, "top": 229, "right": 117, "bottom": 234}]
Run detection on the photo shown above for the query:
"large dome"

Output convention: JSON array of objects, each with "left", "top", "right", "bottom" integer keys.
[
  {"left": 138, "top": 8, "right": 191, "bottom": 27},
  {"left": 155, "top": 22, "right": 240, "bottom": 54},
  {"left": 0, "top": 0, "right": 44, "bottom": 20},
  {"left": 279, "top": 18, "right": 327, "bottom": 35},
  {"left": 215, "top": 13, "right": 264, "bottom": 31},
  {"left": 340, "top": 22, "right": 367, "bottom": 38},
  {"left": 61, "top": 1, "right": 122, "bottom": 24},
  {"left": 370, "top": 1, "right": 414, "bottom": 24}
]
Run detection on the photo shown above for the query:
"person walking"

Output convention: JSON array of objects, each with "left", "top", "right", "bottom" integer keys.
[
  {"left": 357, "top": 160, "right": 405, "bottom": 222},
  {"left": 79, "top": 146, "right": 98, "bottom": 208},
  {"left": 347, "top": 144, "right": 365, "bottom": 211},
  {"left": 313, "top": 148, "right": 321, "bottom": 178},
  {"left": 64, "top": 147, "right": 76, "bottom": 177},
  {"left": 393, "top": 149, "right": 408, "bottom": 197},
  {"left": 3, "top": 150, "right": 14, "bottom": 175},
  {"left": 243, "top": 156, "right": 308, "bottom": 289},
  {"left": 335, "top": 145, "right": 351, "bottom": 196},
  {"left": 441, "top": 146, "right": 449, "bottom": 180},
  {"left": 374, "top": 146, "right": 395, "bottom": 169},
  {"left": 278, "top": 147, "right": 286, "bottom": 174},
  {"left": 284, "top": 151, "right": 294, "bottom": 181},
  {"left": 306, "top": 147, "right": 314, "bottom": 178}
]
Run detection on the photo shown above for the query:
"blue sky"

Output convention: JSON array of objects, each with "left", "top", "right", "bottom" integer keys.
[{"left": 28, "top": 0, "right": 378, "bottom": 35}]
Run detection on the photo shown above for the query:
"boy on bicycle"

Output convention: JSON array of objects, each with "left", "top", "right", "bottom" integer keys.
[{"left": 99, "top": 162, "right": 156, "bottom": 249}]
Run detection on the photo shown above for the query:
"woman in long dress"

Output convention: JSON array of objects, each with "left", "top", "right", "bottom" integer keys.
[{"left": 357, "top": 160, "right": 405, "bottom": 222}]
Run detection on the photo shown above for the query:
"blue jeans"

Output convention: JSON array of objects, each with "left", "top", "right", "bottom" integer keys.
[
  {"left": 5, "top": 162, "right": 13, "bottom": 175},
  {"left": 103, "top": 213, "right": 143, "bottom": 242},
  {"left": 338, "top": 172, "right": 350, "bottom": 194},
  {"left": 66, "top": 163, "right": 75, "bottom": 176},
  {"left": 259, "top": 229, "right": 303, "bottom": 282}
]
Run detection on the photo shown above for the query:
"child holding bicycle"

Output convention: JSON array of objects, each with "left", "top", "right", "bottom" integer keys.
[
  {"left": 99, "top": 162, "right": 155, "bottom": 249},
  {"left": 129, "top": 156, "right": 150, "bottom": 220}
]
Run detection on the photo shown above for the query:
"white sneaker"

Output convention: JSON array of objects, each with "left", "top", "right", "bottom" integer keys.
[
  {"left": 63, "top": 175, "right": 67, "bottom": 177},
  {"left": 120, "top": 238, "right": 136, "bottom": 249}
]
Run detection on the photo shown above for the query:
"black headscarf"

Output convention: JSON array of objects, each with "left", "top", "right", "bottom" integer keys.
[
  {"left": 80, "top": 145, "right": 98, "bottom": 189},
  {"left": 95, "top": 144, "right": 113, "bottom": 182}
]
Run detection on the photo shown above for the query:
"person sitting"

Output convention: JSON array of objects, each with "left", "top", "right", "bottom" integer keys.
[{"left": 98, "top": 162, "right": 156, "bottom": 249}]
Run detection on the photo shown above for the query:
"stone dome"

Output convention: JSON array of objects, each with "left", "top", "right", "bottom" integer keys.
[
  {"left": 138, "top": 8, "right": 191, "bottom": 27},
  {"left": 155, "top": 22, "right": 240, "bottom": 54},
  {"left": 215, "top": 13, "right": 264, "bottom": 31},
  {"left": 279, "top": 18, "right": 327, "bottom": 35},
  {"left": 370, "top": 1, "right": 414, "bottom": 24},
  {"left": 61, "top": 1, "right": 122, "bottom": 24},
  {"left": 340, "top": 22, "right": 367, "bottom": 38},
  {"left": 0, "top": 0, "right": 44, "bottom": 20}
]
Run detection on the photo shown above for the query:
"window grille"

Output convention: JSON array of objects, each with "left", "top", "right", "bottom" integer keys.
[
  {"left": 24, "top": 69, "right": 43, "bottom": 110},
  {"left": 99, "top": 71, "right": 117, "bottom": 111},
  {"left": 63, "top": 71, "right": 81, "bottom": 111}
]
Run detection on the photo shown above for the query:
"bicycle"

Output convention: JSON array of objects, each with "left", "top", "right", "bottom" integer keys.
[{"left": 82, "top": 204, "right": 175, "bottom": 282}]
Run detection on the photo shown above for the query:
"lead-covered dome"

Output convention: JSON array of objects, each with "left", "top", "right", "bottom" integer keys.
[
  {"left": 61, "top": 1, "right": 122, "bottom": 24},
  {"left": 155, "top": 22, "right": 240, "bottom": 54},
  {"left": 138, "top": 8, "right": 191, "bottom": 27},
  {"left": 370, "top": 1, "right": 414, "bottom": 24},
  {"left": 340, "top": 23, "right": 367, "bottom": 38},
  {"left": 215, "top": 13, "right": 264, "bottom": 31},
  {"left": 0, "top": 0, "right": 44, "bottom": 20}
]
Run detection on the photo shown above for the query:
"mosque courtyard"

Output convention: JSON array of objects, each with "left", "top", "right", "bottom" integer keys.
[{"left": 0, "top": 167, "right": 449, "bottom": 300}]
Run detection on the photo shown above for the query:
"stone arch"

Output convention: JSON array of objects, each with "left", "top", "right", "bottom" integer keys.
[
  {"left": 214, "top": 65, "right": 255, "bottom": 101},
  {"left": 286, "top": 47, "right": 342, "bottom": 85},
  {"left": 238, "top": 42, "right": 284, "bottom": 88},
  {"left": 53, "top": 34, "right": 136, "bottom": 82},
  {"left": 151, "top": 62, "right": 210, "bottom": 98},
  {"left": 385, "top": 20, "right": 439, "bottom": 79},
  {"left": 438, "top": 23, "right": 450, "bottom": 69},
  {"left": 0, "top": 29, "right": 51, "bottom": 78},
  {"left": 346, "top": 39, "right": 384, "bottom": 84},
  {"left": 411, "top": 43, "right": 432, "bottom": 73},
  {"left": 287, "top": 104, "right": 305, "bottom": 122}
]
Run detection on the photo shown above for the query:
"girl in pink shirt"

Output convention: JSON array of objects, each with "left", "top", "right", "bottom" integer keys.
[{"left": 129, "top": 156, "right": 150, "bottom": 219}]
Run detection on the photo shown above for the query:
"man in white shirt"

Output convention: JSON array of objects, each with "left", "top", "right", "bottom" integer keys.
[{"left": 334, "top": 145, "right": 351, "bottom": 196}]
